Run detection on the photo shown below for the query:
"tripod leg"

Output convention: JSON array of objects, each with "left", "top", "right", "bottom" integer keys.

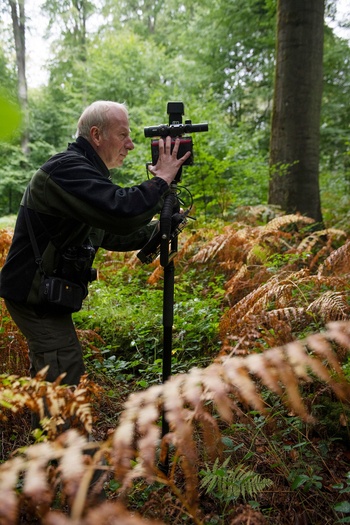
[
  {"left": 162, "top": 260, "right": 175, "bottom": 384},
  {"left": 159, "top": 259, "right": 175, "bottom": 474}
]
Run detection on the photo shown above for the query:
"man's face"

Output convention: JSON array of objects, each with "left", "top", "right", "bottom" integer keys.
[{"left": 94, "top": 108, "right": 135, "bottom": 169}]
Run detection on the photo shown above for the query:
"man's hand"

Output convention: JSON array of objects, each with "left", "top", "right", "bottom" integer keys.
[{"left": 147, "top": 136, "right": 191, "bottom": 185}]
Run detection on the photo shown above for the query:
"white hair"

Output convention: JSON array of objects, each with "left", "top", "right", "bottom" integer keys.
[{"left": 76, "top": 101, "right": 128, "bottom": 139}]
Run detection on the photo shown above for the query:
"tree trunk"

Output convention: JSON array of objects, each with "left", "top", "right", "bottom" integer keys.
[
  {"left": 268, "top": 0, "right": 324, "bottom": 224},
  {"left": 9, "top": 0, "right": 29, "bottom": 155}
]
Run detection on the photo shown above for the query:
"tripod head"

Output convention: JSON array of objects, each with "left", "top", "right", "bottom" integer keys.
[{"left": 144, "top": 102, "right": 208, "bottom": 181}]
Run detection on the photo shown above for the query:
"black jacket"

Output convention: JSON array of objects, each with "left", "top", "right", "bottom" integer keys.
[{"left": 0, "top": 136, "right": 168, "bottom": 304}]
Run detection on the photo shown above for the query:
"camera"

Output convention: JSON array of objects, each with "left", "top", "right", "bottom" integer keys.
[
  {"left": 138, "top": 102, "right": 208, "bottom": 265},
  {"left": 144, "top": 102, "right": 208, "bottom": 170}
]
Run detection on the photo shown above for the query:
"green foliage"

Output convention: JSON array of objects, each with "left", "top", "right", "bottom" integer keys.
[
  {"left": 0, "top": 0, "right": 348, "bottom": 222},
  {"left": 288, "top": 471, "right": 323, "bottom": 491},
  {"left": 333, "top": 473, "right": 350, "bottom": 523},
  {"left": 28, "top": 88, "right": 79, "bottom": 151},
  {"left": 195, "top": 0, "right": 276, "bottom": 126},
  {"left": 200, "top": 456, "right": 273, "bottom": 503},
  {"left": 0, "top": 88, "right": 21, "bottom": 141},
  {"left": 0, "top": 215, "right": 16, "bottom": 228},
  {"left": 322, "top": 28, "right": 350, "bottom": 169},
  {"left": 74, "top": 261, "right": 224, "bottom": 384},
  {"left": 0, "top": 143, "right": 29, "bottom": 214}
]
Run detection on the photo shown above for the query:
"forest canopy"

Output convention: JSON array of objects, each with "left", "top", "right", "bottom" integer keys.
[{"left": 0, "top": 0, "right": 349, "bottom": 225}]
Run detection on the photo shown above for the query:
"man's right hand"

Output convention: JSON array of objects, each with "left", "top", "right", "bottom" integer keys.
[{"left": 147, "top": 136, "right": 191, "bottom": 185}]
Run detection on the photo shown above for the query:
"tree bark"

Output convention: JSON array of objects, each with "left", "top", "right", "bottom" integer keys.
[
  {"left": 268, "top": 0, "right": 324, "bottom": 224},
  {"left": 9, "top": 0, "right": 29, "bottom": 155}
]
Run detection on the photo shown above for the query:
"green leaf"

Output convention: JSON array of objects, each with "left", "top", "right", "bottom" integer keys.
[
  {"left": 291, "top": 474, "right": 310, "bottom": 490},
  {"left": 334, "top": 501, "right": 350, "bottom": 513},
  {"left": 221, "top": 436, "right": 235, "bottom": 449},
  {"left": 0, "top": 90, "right": 21, "bottom": 141}
]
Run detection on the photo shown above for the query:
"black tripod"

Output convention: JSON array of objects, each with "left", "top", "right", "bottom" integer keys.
[
  {"left": 159, "top": 165, "right": 190, "bottom": 475},
  {"left": 137, "top": 165, "right": 192, "bottom": 473},
  {"left": 137, "top": 173, "right": 185, "bottom": 474},
  {"left": 138, "top": 101, "right": 208, "bottom": 473},
  {"left": 159, "top": 175, "right": 181, "bottom": 420}
]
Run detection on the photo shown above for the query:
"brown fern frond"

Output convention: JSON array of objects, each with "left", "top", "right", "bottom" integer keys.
[
  {"left": 221, "top": 278, "right": 276, "bottom": 333},
  {"left": 181, "top": 367, "right": 227, "bottom": 461},
  {"left": 221, "top": 270, "right": 309, "bottom": 338},
  {"left": 242, "top": 215, "right": 316, "bottom": 266},
  {"left": 0, "top": 369, "right": 97, "bottom": 436},
  {"left": 244, "top": 283, "right": 296, "bottom": 318},
  {"left": 0, "top": 430, "right": 99, "bottom": 522},
  {"left": 307, "top": 291, "right": 350, "bottom": 322},
  {"left": 199, "top": 364, "right": 232, "bottom": 422},
  {"left": 224, "top": 264, "right": 273, "bottom": 306},
  {"left": 147, "top": 263, "right": 163, "bottom": 285},
  {"left": 318, "top": 239, "right": 350, "bottom": 276},
  {"left": 221, "top": 357, "right": 268, "bottom": 414},
  {"left": 162, "top": 375, "right": 199, "bottom": 506},
  {"left": 82, "top": 501, "right": 166, "bottom": 525},
  {"left": 196, "top": 409, "right": 224, "bottom": 462},
  {"left": 190, "top": 225, "right": 259, "bottom": 267},
  {"left": 265, "top": 346, "right": 313, "bottom": 421},
  {"left": 0, "top": 456, "right": 22, "bottom": 524},
  {"left": 224, "top": 263, "right": 249, "bottom": 294},
  {"left": 306, "top": 332, "right": 344, "bottom": 375},
  {"left": 260, "top": 214, "right": 314, "bottom": 233},
  {"left": 296, "top": 228, "right": 346, "bottom": 254},
  {"left": 174, "top": 229, "right": 204, "bottom": 264},
  {"left": 220, "top": 268, "right": 330, "bottom": 353},
  {"left": 136, "top": 385, "right": 163, "bottom": 475},
  {"left": 326, "top": 320, "right": 350, "bottom": 349},
  {"left": 0, "top": 228, "right": 13, "bottom": 267},
  {"left": 232, "top": 204, "right": 283, "bottom": 224},
  {"left": 309, "top": 244, "right": 335, "bottom": 271},
  {"left": 261, "top": 307, "right": 307, "bottom": 325},
  {"left": 305, "top": 331, "right": 350, "bottom": 402},
  {"left": 23, "top": 443, "right": 55, "bottom": 514},
  {"left": 190, "top": 228, "right": 233, "bottom": 264},
  {"left": 113, "top": 322, "right": 350, "bottom": 487},
  {"left": 112, "top": 392, "right": 144, "bottom": 483}
]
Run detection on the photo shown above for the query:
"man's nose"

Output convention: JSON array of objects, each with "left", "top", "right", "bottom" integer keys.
[{"left": 126, "top": 138, "right": 134, "bottom": 150}]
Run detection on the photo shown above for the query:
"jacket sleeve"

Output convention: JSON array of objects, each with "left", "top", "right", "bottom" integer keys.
[
  {"left": 29, "top": 165, "right": 169, "bottom": 236},
  {"left": 90, "top": 221, "right": 159, "bottom": 252}
]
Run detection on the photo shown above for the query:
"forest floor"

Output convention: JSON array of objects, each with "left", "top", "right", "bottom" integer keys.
[
  {"left": 1, "top": 323, "right": 350, "bottom": 525},
  {"left": 1, "top": 211, "right": 350, "bottom": 525}
]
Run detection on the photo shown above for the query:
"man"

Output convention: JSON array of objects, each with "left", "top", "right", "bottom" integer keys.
[{"left": 0, "top": 100, "right": 190, "bottom": 414}]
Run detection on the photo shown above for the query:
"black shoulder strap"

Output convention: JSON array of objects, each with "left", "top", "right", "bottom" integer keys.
[{"left": 23, "top": 187, "right": 46, "bottom": 276}]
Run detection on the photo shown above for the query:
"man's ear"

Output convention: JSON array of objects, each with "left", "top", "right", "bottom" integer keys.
[{"left": 90, "top": 126, "right": 101, "bottom": 146}]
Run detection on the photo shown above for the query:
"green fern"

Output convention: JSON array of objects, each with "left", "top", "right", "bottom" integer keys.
[{"left": 199, "top": 456, "right": 273, "bottom": 502}]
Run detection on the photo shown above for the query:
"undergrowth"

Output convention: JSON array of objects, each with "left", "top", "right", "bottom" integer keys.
[{"left": 1, "top": 206, "right": 350, "bottom": 524}]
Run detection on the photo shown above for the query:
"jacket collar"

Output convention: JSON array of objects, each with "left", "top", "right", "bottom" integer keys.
[{"left": 68, "top": 136, "right": 111, "bottom": 179}]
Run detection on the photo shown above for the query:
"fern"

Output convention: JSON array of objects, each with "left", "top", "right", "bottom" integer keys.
[
  {"left": 1, "top": 321, "right": 350, "bottom": 523},
  {"left": 307, "top": 291, "right": 350, "bottom": 322},
  {"left": 0, "top": 367, "right": 99, "bottom": 437},
  {"left": 318, "top": 238, "right": 350, "bottom": 276},
  {"left": 0, "top": 229, "right": 13, "bottom": 268},
  {"left": 200, "top": 457, "right": 273, "bottom": 502}
]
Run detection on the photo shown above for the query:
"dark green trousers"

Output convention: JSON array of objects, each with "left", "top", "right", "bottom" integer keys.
[{"left": 5, "top": 299, "right": 85, "bottom": 429}]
